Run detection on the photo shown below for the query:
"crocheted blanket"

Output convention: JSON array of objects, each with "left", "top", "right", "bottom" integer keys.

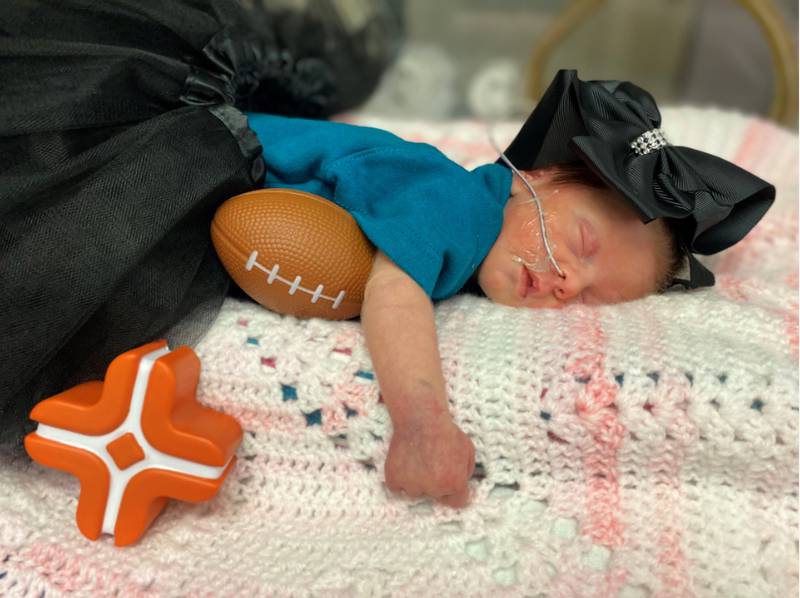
[{"left": 1, "top": 107, "right": 797, "bottom": 597}]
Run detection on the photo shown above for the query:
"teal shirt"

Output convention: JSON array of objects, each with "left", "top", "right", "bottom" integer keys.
[{"left": 246, "top": 113, "right": 513, "bottom": 300}]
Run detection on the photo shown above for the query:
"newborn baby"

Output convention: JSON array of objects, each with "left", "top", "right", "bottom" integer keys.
[
  {"left": 361, "top": 163, "right": 682, "bottom": 510},
  {"left": 247, "top": 70, "right": 773, "bottom": 510}
]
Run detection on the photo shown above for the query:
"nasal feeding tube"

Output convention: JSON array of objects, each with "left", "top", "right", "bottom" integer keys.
[{"left": 486, "top": 126, "right": 565, "bottom": 278}]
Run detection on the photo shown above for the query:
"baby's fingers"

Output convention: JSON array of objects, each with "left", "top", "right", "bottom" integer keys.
[
  {"left": 384, "top": 468, "right": 422, "bottom": 498},
  {"left": 437, "top": 483, "right": 470, "bottom": 509},
  {"left": 385, "top": 476, "right": 421, "bottom": 498}
]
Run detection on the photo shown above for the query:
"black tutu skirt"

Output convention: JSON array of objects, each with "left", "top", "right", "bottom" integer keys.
[{"left": 0, "top": 0, "right": 400, "bottom": 455}]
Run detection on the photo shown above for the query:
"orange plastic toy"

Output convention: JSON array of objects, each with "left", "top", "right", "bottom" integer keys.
[{"left": 24, "top": 340, "right": 242, "bottom": 546}]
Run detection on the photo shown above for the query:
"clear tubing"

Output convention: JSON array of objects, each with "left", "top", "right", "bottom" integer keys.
[
  {"left": 510, "top": 190, "right": 559, "bottom": 272},
  {"left": 486, "top": 125, "right": 565, "bottom": 278}
]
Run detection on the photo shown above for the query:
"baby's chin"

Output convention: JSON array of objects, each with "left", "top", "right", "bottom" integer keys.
[{"left": 477, "top": 267, "right": 529, "bottom": 308}]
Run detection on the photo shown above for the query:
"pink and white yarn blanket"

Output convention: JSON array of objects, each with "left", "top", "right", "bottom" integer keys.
[{"left": 1, "top": 107, "right": 797, "bottom": 597}]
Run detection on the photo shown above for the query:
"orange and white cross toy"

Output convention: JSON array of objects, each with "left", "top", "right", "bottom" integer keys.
[{"left": 24, "top": 340, "right": 242, "bottom": 547}]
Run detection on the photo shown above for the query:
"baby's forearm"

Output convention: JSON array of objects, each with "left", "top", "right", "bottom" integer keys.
[{"left": 361, "top": 276, "right": 451, "bottom": 430}]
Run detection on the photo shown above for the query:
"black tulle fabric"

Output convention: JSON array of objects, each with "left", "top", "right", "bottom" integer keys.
[{"left": 0, "top": 0, "right": 400, "bottom": 456}]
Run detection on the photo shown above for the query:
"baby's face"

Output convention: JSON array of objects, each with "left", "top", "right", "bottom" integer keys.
[{"left": 477, "top": 167, "right": 668, "bottom": 308}]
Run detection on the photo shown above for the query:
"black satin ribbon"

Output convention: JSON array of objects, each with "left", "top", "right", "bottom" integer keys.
[
  {"left": 179, "top": 27, "right": 275, "bottom": 186},
  {"left": 500, "top": 69, "right": 776, "bottom": 289}
]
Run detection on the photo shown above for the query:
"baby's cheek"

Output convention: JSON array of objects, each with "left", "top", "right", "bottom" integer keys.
[{"left": 510, "top": 207, "right": 560, "bottom": 273}]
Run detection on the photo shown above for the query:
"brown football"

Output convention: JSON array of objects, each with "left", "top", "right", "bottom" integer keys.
[{"left": 211, "top": 188, "right": 376, "bottom": 320}]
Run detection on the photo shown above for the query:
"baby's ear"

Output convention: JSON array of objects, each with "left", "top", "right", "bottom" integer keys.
[
  {"left": 510, "top": 168, "right": 557, "bottom": 195},
  {"left": 529, "top": 165, "right": 561, "bottom": 178}
]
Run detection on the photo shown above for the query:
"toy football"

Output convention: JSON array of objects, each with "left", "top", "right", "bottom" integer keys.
[{"left": 211, "top": 188, "right": 376, "bottom": 320}]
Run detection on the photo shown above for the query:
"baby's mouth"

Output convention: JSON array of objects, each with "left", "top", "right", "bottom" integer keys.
[{"left": 517, "top": 265, "right": 540, "bottom": 298}]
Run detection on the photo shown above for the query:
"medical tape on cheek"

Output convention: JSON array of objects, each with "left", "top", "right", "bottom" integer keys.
[
  {"left": 484, "top": 121, "right": 564, "bottom": 277},
  {"left": 511, "top": 190, "right": 560, "bottom": 273}
]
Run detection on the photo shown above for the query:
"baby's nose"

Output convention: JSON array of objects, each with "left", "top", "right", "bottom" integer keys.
[{"left": 549, "top": 269, "right": 584, "bottom": 303}]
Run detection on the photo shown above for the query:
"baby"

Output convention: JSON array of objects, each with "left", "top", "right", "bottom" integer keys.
[
  {"left": 246, "top": 70, "right": 774, "bottom": 509},
  {"left": 360, "top": 162, "right": 683, "bottom": 510}
]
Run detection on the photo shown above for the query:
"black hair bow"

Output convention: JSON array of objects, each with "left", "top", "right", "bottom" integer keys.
[{"left": 499, "top": 69, "right": 775, "bottom": 288}]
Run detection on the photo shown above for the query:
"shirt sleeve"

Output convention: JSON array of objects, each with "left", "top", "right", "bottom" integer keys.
[
  {"left": 323, "top": 145, "right": 510, "bottom": 299},
  {"left": 247, "top": 113, "right": 512, "bottom": 300}
]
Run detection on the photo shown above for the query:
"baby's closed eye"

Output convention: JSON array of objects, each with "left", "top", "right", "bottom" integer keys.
[{"left": 579, "top": 219, "right": 599, "bottom": 258}]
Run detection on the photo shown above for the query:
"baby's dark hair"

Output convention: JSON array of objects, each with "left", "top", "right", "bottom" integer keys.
[{"left": 547, "top": 161, "right": 687, "bottom": 292}]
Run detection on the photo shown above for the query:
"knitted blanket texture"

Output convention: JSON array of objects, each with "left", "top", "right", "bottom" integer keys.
[{"left": 0, "top": 107, "right": 797, "bottom": 597}]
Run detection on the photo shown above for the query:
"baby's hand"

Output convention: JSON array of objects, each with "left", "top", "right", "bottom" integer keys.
[{"left": 384, "top": 413, "right": 476, "bottom": 508}]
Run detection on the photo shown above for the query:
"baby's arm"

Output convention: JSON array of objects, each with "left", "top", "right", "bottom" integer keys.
[{"left": 361, "top": 250, "right": 475, "bottom": 508}]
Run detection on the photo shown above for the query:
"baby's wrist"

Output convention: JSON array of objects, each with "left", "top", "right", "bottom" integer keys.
[{"left": 387, "top": 388, "right": 452, "bottom": 431}]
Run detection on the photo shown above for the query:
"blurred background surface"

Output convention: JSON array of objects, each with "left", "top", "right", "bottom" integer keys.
[
  {"left": 348, "top": 0, "right": 798, "bottom": 127},
  {"left": 243, "top": 0, "right": 797, "bottom": 126}
]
